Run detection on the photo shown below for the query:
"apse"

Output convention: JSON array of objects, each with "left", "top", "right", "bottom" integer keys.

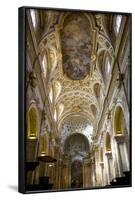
[{"left": 63, "top": 133, "right": 90, "bottom": 161}]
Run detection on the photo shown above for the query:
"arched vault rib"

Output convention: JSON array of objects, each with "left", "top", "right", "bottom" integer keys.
[
  {"left": 58, "top": 111, "right": 96, "bottom": 131},
  {"left": 60, "top": 115, "right": 94, "bottom": 155},
  {"left": 55, "top": 90, "right": 97, "bottom": 105},
  {"left": 56, "top": 95, "right": 98, "bottom": 124}
]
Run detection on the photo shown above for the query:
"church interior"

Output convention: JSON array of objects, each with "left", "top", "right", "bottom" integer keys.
[{"left": 25, "top": 8, "right": 131, "bottom": 191}]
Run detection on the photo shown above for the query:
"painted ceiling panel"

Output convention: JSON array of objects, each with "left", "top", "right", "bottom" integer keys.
[{"left": 61, "top": 13, "right": 92, "bottom": 80}]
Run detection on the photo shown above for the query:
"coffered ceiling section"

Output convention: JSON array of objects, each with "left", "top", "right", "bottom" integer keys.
[{"left": 60, "top": 114, "right": 93, "bottom": 147}]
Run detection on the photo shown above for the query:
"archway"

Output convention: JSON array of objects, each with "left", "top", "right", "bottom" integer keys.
[
  {"left": 91, "top": 104, "right": 97, "bottom": 118},
  {"left": 39, "top": 134, "right": 49, "bottom": 156},
  {"left": 100, "top": 148, "right": 104, "bottom": 162},
  {"left": 63, "top": 133, "right": 90, "bottom": 188},
  {"left": 26, "top": 106, "right": 39, "bottom": 184},
  {"left": 28, "top": 107, "right": 39, "bottom": 139},
  {"left": 99, "top": 148, "right": 105, "bottom": 186},
  {"left": 114, "top": 106, "right": 126, "bottom": 135},
  {"left": 105, "top": 132, "right": 112, "bottom": 152},
  {"left": 113, "top": 105, "right": 129, "bottom": 176},
  {"left": 71, "top": 160, "right": 83, "bottom": 188},
  {"left": 53, "top": 81, "right": 61, "bottom": 101},
  {"left": 93, "top": 83, "right": 101, "bottom": 103},
  {"left": 97, "top": 50, "right": 111, "bottom": 83},
  {"left": 104, "top": 132, "right": 114, "bottom": 184}
]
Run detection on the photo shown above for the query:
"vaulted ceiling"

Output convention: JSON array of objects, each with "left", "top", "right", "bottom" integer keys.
[{"left": 28, "top": 9, "right": 117, "bottom": 149}]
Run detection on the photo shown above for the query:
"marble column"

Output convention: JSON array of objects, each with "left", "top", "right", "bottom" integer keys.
[
  {"left": 62, "top": 159, "right": 71, "bottom": 189},
  {"left": 53, "top": 144, "right": 61, "bottom": 189},
  {"left": 99, "top": 162, "right": 104, "bottom": 186},
  {"left": 105, "top": 152, "right": 113, "bottom": 184},
  {"left": 26, "top": 139, "right": 38, "bottom": 184},
  {"left": 26, "top": 139, "right": 38, "bottom": 161},
  {"left": 48, "top": 163, "right": 55, "bottom": 184},
  {"left": 94, "top": 150, "right": 100, "bottom": 186},
  {"left": 91, "top": 160, "right": 96, "bottom": 187},
  {"left": 54, "top": 159, "right": 62, "bottom": 189},
  {"left": 114, "top": 134, "right": 129, "bottom": 176}
]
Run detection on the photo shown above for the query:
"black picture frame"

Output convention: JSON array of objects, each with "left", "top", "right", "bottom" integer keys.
[{"left": 19, "top": 6, "right": 132, "bottom": 194}]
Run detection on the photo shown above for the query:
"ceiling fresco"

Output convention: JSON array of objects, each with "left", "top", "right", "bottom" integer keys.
[{"left": 61, "top": 14, "right": 92, "bottom": 80}]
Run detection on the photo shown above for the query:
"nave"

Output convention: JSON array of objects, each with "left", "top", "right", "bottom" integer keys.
[{"left": 25, "top": 9, "right": 131, "bottom": 191}]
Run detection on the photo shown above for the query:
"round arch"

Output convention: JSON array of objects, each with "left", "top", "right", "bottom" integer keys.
[
  {"left": 105, "top": 132, "right": 112, "bottom": 152},
  {"left": 52, "top": 80, "right": 62, "bottom": 101},
  {"left": 58, "top": 12, "right": 96, "bottom": 31},
  {"left": 99, "top": 147, "right": 104, "bottom": 162},
  {"left": 113, "top": 104, "right": 129, "bottom": 173},
  {"left": 47, "top": 46, "right": 57, "bottom": 71},
  {"left": 41, "top": 52, "right": 48, "bottom": 78},
  {"left": 49, "top": 86, "right": 53, "bottom": 103},
  {"left": 114, "top": 105, "right": 127, "bottom": 135},
  {"left": 90, "top": 104, "right": 97, "bottom": 118},
  {"left": 93, "top": 82, "right": 101, "bottom": 102},
  {"left": 97, "top": 50, "right": 112, "bottom": 83},
  {"left": 63, "top": 133, "right": 90, "bottom": 156},
  {"left": 27, "top": 105, "right": 39, "bottom": 139},
  {"left": 39, "top": 134, "right": 49, "bottom": 156}
]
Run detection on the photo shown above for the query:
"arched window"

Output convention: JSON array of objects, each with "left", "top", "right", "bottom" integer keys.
[
  {"left": 49, "top": 86, "right": 53, "bottom": 103},
  {"left": 100, "top": 148, "right": 104, "bottom": 162},
  {"left": 114, "top": 106, "right": 126, "bottom": 135},
  {"left": 57, "top": 103, "right": 64, "bottom": 119},
  {"left": 98, "top": 51, "right": 111, "bottom": 83},
  {"left": 54, "top": 108, "right": 57, "bottom": 122},
  {"left": 91, "top": 104, "right": 97, "bottom": 117},
  {"left": 105, "top": 57, "right": 111, "bottom": 77},
  {"left": 115, "top": 15, "right": 122, "bottom": 34},
  {"left": 98, "top": 51, "right": 106, "bottom": 82},
  {"left": 30, "top": 9, "right": 37, "bottom": 28},
  {"left": 53, "top": 81, "right": 62, "bottom": 101},
  {"left": 42, "top": 55, "right": 47, "bottom": 77},
  {"left": 114, "top": 106, "right": 129, "bottom": 172},
  {"left": 48, "top": 47, "right": 57, "bottom": 70},
  {"left": 40, "top": 134, "right": 48, "bottom": 156},
  {"left": 94, "top": 83, "right": 101, "bottom": 102},
  {"left": 105, "top": 132, "right": 112, "bottom": 152},
  {"left": 28, "top": 107, "right": 38, "bottom": 139}
]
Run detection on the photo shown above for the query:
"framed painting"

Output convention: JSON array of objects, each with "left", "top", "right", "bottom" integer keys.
[{"left": 18, "top": 6, "right": 132, "bottom": 193}]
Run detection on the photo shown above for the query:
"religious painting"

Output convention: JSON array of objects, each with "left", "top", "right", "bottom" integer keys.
[
  {"left": 61, "top": 13, "right": 92, "bottom": 80},
  {"left": 19, "top": 7, "right": 132, "bottom": 194}
]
